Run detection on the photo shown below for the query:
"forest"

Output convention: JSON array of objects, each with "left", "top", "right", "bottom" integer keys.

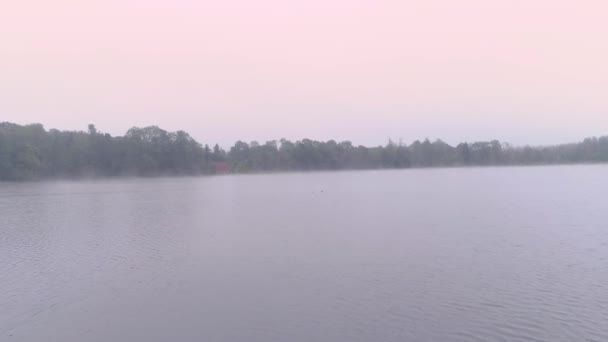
[{"left": 1, "top": 122, "right": 607, "bottom": 181}]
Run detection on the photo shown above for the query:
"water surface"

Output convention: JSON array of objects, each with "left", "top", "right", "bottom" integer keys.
[{"left": 2, "top": 166, "right": 608, "bottom": 341}]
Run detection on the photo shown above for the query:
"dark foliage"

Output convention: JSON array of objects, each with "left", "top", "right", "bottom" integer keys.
[{"left": 1, "top": 122, "right": 607, "bottom": 181}]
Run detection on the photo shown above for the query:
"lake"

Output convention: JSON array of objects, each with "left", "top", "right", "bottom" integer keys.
[{"left": 1, "top": 166, "right": 608, "bottom": 341}]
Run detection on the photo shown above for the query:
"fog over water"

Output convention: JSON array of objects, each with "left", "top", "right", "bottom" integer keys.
[{"left": 2, "top": 166, "right": 608, "bottom": 341}]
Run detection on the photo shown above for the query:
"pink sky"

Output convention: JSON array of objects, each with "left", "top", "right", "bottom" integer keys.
[{"left": 1, "top": 0, "right": 607, "bottom": 147}]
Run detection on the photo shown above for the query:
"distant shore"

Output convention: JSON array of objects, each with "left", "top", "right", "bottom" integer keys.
[{"left": 1, "top": 121, "right": 606, "bottom": 181}]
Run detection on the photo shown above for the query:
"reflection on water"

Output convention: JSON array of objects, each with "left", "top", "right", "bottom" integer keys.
[{"left": 2, "top": 166, "right": 608, "bottom": 341}]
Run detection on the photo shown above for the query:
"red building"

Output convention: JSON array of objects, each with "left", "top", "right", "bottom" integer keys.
[{"left": 211, "top": 161, "right": 231, "bottom": 174}]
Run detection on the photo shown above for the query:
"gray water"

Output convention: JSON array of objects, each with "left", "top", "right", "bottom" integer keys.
[{"left": 1, "top": 166, "right": 608, "bottom": 341}]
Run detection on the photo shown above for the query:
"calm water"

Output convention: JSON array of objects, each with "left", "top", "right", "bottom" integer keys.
[{"left": 1, "top": 166, "right": 608, "bottom": 341}]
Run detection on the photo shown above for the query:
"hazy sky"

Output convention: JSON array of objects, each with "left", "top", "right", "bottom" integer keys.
[{"left": 1, "top": 0, "right": 607, "bottom": 147}]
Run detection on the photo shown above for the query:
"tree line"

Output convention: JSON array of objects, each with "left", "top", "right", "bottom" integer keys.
[{"left": 1, "top": 121, "right": 607, "bottom": 181}]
